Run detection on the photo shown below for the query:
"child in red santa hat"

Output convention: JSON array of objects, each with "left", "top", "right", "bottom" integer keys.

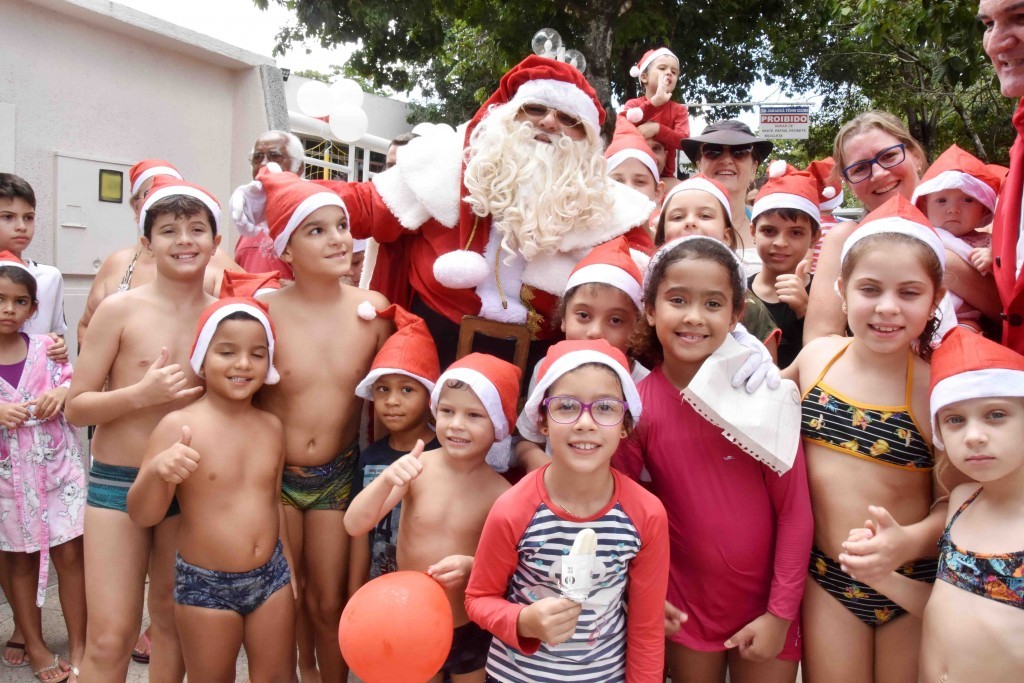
[{"left": 621, "top": 48, "right": 690, "bottom": 180}]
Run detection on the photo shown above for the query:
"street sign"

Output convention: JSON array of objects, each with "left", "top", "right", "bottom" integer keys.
[{"left": 758, "top": 105, "right": 810, "bottom": 140}]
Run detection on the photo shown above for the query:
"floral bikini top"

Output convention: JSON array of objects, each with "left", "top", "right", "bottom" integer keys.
[
  {"left": 937, "top": 489, "right": 1024, "bottom": 610},
  {"left": 800, "top": 341, "right": 933, "bottom": 471}
]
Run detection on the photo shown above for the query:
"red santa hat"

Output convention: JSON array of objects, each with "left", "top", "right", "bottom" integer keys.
[
  {"left": 605, "top": 117, "right": 660, "bottom": 183},
  {"left": 629, "top": 47, "right": 678, "bottom": 79},
  {"left": 840, "top": 194, "right": 945, "bottom": 271},
  {"left": 929, "top": 327, "right": 1024, "bottom": 448},
  {"left": 804, "top": 157, "right": 844, "bottom": 212},
  {"left": 911, "top": 144, "right": 1002, "bottom": 214},
  {"left": 189, "top": 297, "right": 279, "bottom": 385},
  {"left": 129, "top": 159, "right": 183, "bottom": 195},
  {"left": 430, "top": 353, "right": 522, "bottom": 472},
  {"left": 138, "top": 176, "right": 220, "bottom": 231},
  {"left": 0, "top": 251, "right": 32, "bottom": 274},
  {"left": 218, "top": 270, "right": 282, "bottom": 299},
  {"left": 660, "top": 174, "right": 733, "bottom": 228},
  {"left": 564, "top": 236, "right": 644, "bottom": 310},
  {"left": 521, "top": 339, "right": 642, "bottom": 432},
  {"left": 354, "top": 305, "right": 440, "bottom": 399},
  {"left": 251, "top": 166, "right": 349, "bottom": 256},
  {"left": 751, "top": 161, "right": 822, "bottom": 227}
]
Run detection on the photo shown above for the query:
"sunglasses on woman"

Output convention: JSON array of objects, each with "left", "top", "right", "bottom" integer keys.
[{"left": 700, "top": 145, "right": 755, "bottom": 161}]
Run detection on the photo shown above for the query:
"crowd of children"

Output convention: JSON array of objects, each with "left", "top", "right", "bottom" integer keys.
[{"left": 1, "top": 43, "right": 1023, "bottom": 683}]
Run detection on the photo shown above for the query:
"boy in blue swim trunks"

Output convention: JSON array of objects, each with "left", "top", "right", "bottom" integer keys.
[
  {"left": 66, "top": 177, "right": 219, "bottom": 682},
  {"left": 232, "top": 166, "right": 392, "bottom": 681},
  {"left": 128, "top": 298, "right": 296, "bottom": 681}
]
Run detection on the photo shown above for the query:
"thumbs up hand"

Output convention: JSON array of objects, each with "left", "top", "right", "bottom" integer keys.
[
  {"left": 137, "top": 348, "right": 204, "bottom": 408},
  {"left": 837, "top": 505, "right": 908, "bottom": 585},
  {"left": 154, "top": 425, "right": 201, "bottom": 484},
  {"left": 383, "top": 439, "right": 426, "bottom": 488},
  {"left": 775, "top": 258, "right": 811, "bottom": 319}
]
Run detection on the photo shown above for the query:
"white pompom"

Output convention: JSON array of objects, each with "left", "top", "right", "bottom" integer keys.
[
  {"left": 625, "top": 108, "right": 644, "bottom": 124},
  {"left": 265, "top": 366, "right": 281, "bottom": 385},
  {"left": 357, "top": 301, "right": 378, "bottom": 320},
  {"left": 768, "top": 160, "right": 787, "bottom": 178},
  {"left": 433, "top": 249, "right": 489, "bottom": 289},
  {"left": 629, "top": 66, "right": 641, "bottom": 78},
  {"left": 822, "top": 186, "right": 836, "bottom": 199},
  {"left": 485, "top": 436, "right": 513, "bottom": 473},
  {"left": 629, "top": 248, "right": 651, "bottom": 277},
  {"left": 266, "top": 162, "right": 283, "bottom": 174}
]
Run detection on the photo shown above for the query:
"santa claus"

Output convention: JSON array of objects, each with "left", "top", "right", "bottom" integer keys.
[{"left": 328, "top": 55, "right": 655, "bottom": 364}]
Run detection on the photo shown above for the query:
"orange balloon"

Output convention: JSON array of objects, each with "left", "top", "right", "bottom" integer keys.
[{"left": 339, "top": 571, "right": 454, "bottom": 683}]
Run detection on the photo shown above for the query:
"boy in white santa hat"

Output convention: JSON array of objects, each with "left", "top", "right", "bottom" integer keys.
[
  {"left": 621, "top": 47, "right": 690, "bottom": 180},
  {"left": 66, "top": 176, "right": 221, "bottom": 681},
  {"left": 346, "top": 352, "right": 518, "bottom": 682},
  {"left": 128, "top": 297, "right": 297, "bottom": 682},
  {"left": 233, "top": 164, "right": 393, "bottom": 682}
]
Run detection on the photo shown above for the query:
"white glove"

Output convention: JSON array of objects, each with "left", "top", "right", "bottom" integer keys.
[
  {"left": 730, "top": 323, "right": 781, "bottom": 393},
  {"left": 229, "top": 179, "right": 267, "bottom": 237}
]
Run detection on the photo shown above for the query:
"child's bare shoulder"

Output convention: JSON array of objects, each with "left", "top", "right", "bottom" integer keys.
[
  {"left": 792, "top": 335, "right": 847, "bottom": 381},
  {"left": 946, "top": 482, "right": 984, "bottom": 520}
]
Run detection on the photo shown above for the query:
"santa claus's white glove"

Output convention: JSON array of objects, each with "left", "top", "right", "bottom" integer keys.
[
  {"left": 730, "top": 323, "right": 780, "bottom": 393},
  {"left": 229, "top": 179, "right": 267, "bottom": 237}
]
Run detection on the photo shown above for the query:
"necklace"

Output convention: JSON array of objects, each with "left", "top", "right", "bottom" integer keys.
[{"left": 553, "top": 498, "right": 584, "bottom": 518}]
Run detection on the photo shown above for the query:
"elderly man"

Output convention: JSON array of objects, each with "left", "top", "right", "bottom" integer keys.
[
  {"left": 985, "top": 1, "right": 1024, "bottom": 353},
  {"left": 232, "top": 130, "right": 305, "bottom": 278}
]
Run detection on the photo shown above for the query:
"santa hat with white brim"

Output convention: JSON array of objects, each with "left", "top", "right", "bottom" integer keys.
[
  {"left": 660, "top": 175, "right": 733, "bottom": 228},
  {"left": 355, "top": 304, "right": 440, "bottom": 399},
  {"left": 0, "top": 251, "right": 32, "bottom": 274},
  {"left": 644, "top": 234, "right": 746, "bottom": 292},
  {"left": 805, "top": 157, "right": 844, "bottom": 212},
  {"left": 190, "top": 297, "right": 279, "bottom": 384},
  {"left": 130, "top": 159, "right": 183, "bottom": 195},
  {"left": 564, "top": 236, "right": 645, "bottom": 311},
  {"left": 629, "top": 48, "right": 678, "bottom": 79},
  {"left": 840, "top": 195, "right": 945, "bottom": 270},
  {"left": 911, "top": 144, "right": 1002, "bottom": 213},
  {"left": 752, "top": 160, "right": 821, "bottom": 227},
  {"left": 605, "top": 117, "right": 660, "bottom": 182},
  {"left": 430, "top": 353, "right": 522, "bottom": 472},
  {"left": 138, "top": 176, "right": 220, "bottom": 232},
  {"left": 929, "top": 327, "right": 1024, "bottom": 449}
]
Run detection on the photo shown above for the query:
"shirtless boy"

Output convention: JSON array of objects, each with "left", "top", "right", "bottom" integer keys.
[
  {"left": 235, "top": 167, "right": 391, "bottom": 681},
  {"left": 345, "top": 353, "right": 518, "bottom": 682},
  {"left": 65, "top": 178, "right": 220, "bottom": 682},
  {"left": 127, "top": 298, "right": 296, "bottom": 683}
]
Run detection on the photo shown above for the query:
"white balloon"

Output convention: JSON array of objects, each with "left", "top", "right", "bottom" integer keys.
[
  {"left": 531, "top": 28, "right": 562, "bottom": 57},
  {"left": 330, "top": 78, "right": 365, "bottom": 108},
  {"left": 297, "top": 81, "right": 333, "bottom": 118},
  {"left": 411, "top": 122, "right": 436, "bottom": 136},
  {"left": 328, "top": 104, "right": 369, "bottom": 143}
]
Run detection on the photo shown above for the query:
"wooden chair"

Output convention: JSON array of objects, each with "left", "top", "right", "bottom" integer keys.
[{"left": 456, "top": 316, "right": 532, "bottom": 403}]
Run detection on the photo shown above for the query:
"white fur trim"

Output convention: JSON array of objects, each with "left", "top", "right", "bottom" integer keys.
[
  {"left": 840, "top": 218, "right": 946, "bottom": 270},
  {"left": 521, "top": 248, "right": 587, "bottom": 299},
  {"left": 0, "top": 258, "right": 31, "bottom": 274},
  {"left": 359, "top": 238, "right": 379, "bottom": 289},
  {"left": 430, "top": 367, "right": 510, "bottom": 439},
  {"left": 509, "top": 79, "right": 600, "bottom": 130},
  {"left": 273, "top": 192, "right": 347, "bottom": 256},
  {"left": 132, "top": 166, "right": 182, "bottom": 195},
  {"left": 630, "top": 249, "right": 651, "bottom": 276},
  {"left": 435, "top": 249, "right": 489, "bottom": 290},
  {"left": 557, "top": 181, "right": 654, "bottom": 253},
  {"left": 565, "top": 263, "right": 643, "bottom": 310},
  {"left": 140, "top": 185, "right": 220, "bottom": 231},
  {"left": 520, "top": 349, "right": 642, "bottom": 433},
  {"left": 606, "top": 149, "right": 659, "bottom": 182},
  {"left": 352, "top": 238, "right": 367, "bottom": 253},
  {"left": 820, "top": 188, "right": 844, "bottom": 211},
  {"left": 625, "top": 107, "right": 644, "bottom": 124},
  {"left": 751, "top": 193, "right": 821, "bottom": 226},
  {"left": 661, "top": 178, "right": 731, "bottom": 225},
  {"left": 629, "top": 66, "right": 641, "bottom": 79},
  {"left": 390, "top": 131, "right": 464, "bottom": 227},
  {"left": 822, "top": 186, "right": 837, "bottom": 200},
  {"left": 190, "top": 303, "right": 279, "bottom": 385},
  {"left": 475, "top": 229, "right": 528, "bottom": 323},
  {"left": 371, "top": 166, "right": 431, "bottom": 229},
  {"left": 646, "top": 235, "right": 746, "bottom": 291},
  {"left": 636, "top": 48, "right": 677, "bottom": 78},
  {"left": 911, "top": 171, "right": 998, "bottom": 212},
  {"left": 930, "top": 369, "right": 1024, "bottom": 448},
  {"left": 357, "top": 301, "right": 377, "bottom": 320},
  {"left": 355, "top": 368, "right": 436, "bottom": 401}
]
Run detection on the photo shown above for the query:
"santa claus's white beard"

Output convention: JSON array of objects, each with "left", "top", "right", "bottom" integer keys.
[{"left": 464, "top": 109, "right": 613, "bottom": 261}]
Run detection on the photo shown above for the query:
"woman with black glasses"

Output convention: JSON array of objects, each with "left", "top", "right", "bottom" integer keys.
[{"left": 804, "top": 111, "right": 999, "bottom": 342}]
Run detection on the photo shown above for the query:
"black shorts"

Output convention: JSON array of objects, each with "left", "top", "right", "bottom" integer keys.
[{"left": 442, "top": 621, "right": 491, "bottom": 675}]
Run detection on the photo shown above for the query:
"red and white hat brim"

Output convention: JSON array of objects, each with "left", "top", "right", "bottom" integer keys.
[
  {"left": 606, "top": 149, "right": 660, "bottom": 183},
  {"left": 565, "top": 263, "right": 643, "bottom": 311},
  {"left": 430, "top": 367, "right": 510, "bottom": 440},
  {"left": 819, "top": 189, "right": 844, "bottom": 212},
  {"left": 140, "top": 185, "right": 220, "bottom": 231},
  {"left": 521, "top": 349, "right": 642, "bottom": 432},
  {"left": 751, "top": 192, "right": 821, "bottom": 227},
  {"left": 131, "top": 166, "right": 182, "bottom": 195},
  {"left": 508, "top": 78, "right": 600, "bottom": 130},
  {"left": 355, "top": 368, "right": 436, "bottom": 401},
  {"left": 840, "top": 218, "right": 945, "bottom": 270},
  {"left": 273, "top": 192, "right": 348, "bottom": 256},
  {"left": 911, "top": 171, "right": 998, "bottom": 213},
  {"left": 930, "top": 368, "right": 1024, "bottom": 449},
  {"left": 190, "top": 302, "right": 279, "bottom": 384},
  {"left": 662, "top": 178, "right": 732, "bottom": 225},
  {"left": 633, "top": 47, "right": 677, "bottom": 79}
]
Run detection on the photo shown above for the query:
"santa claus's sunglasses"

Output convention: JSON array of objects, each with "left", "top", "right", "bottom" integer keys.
[{"left": 518, "top": 103, "right": 582, "bottom": 129}]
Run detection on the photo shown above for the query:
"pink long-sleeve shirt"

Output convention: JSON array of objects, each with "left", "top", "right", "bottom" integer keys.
[{"left": 621, "top": 98, "right": 690, "bottom": 177}]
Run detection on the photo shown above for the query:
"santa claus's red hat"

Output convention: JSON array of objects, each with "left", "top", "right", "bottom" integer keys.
[
  {"left": 218, "top": 270, "right": 282, "bottom": 299},
  {"left": 752, "top": 161, "right": 822, "bottom": 227},
  {"left": 355, "top": 305, "right": 440, "bottom": 399},
  {"left": 911, "top": 144, "right": 1002, "bottom": 213},
  {"left": 190, "top": 297, "right": 279, "bottom": 385},
  {"left": 138, "top": 176, "right": 220, "bottom": 232},
  {"left": 521, "top": 339, "right": 642, "bottom": 434},
  {"left": 605, "top": 117, "right": 660, "bottom": 183},
  {"left": 804, "top": 157, "right": 844, "bottom": 212},
  {"left": 929, "top": 328, "right": 1024, "bottom": 448},
  {"left": 129, "top": 159, "right": 183, "bottom": 195},
  {"left": 431, "top": 353, "right": 522, "bottom": 472},
  {"left": 660, "top": 175, "right": 733, "bottom": 228},
  {"left": 629, "top": 48, "right": 678, "bottom": 79},
  {"left": 840, "top": 194, "right": 945, "bottom": 270},
  {"left": 0, "top": 251, "right": 32, "bottom": 274},
  {"left": 564, "top": 236, "right": 644, "bottom": 310},
  {"left": 253, "top": 166, "right": 348, "bottom": 256}
]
